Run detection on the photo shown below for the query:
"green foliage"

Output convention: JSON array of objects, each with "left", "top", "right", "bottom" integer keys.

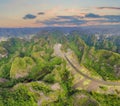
[
  {"left": 28, "top": 56, "right": 62, "bottom": 81},
  {"left": 72, "top": 94, "right": 99, "bottom": 106},
  {"left": 0, "top": 46, "right": 7, "bottom": 55},
  {"left": 0, "top": 62, "right": 11, "bottom": 78},
  {"left": 29, "top": 60, "right": 53, "bottom": 80},
  {"left": 82, "top": 48, "right": 120, "bottom": 80},
  {"left": 1, "top": 38, "right": 23, "bottom": 54},
  {"left": 43, "top": 73, "right": 55, "bottom": 83},
  {"left": 90, "top": 92, "right": 120, "bottom": 106},
  {"left": 0, "top": 85, "right": 37, "bottom": 106},
  {"left": 56, "top": 68, "right": 74, "bottom": 106},
  {"left": 0, "top": 31, "right": 120, "bottom": 106},
  {"left": 30, "top": 82, "right": 51, "bottom": 94},
  {"left": 50, "top": 57, "right": 62, "bottom": 66},
  {"left": 67, "top": 35, "right": 87, "bottom": 62},
  {"left": 78, "top": 33, "right": 120, "bottom": 54},
  {"left": 99, "top": 86, "right": 108, "bottom": 91},
  {"left": 67, "top": 35, "right": 120, "bottom": 80},
  {"left": 10, "top": 57, "right": 35, "bottom": 79}
]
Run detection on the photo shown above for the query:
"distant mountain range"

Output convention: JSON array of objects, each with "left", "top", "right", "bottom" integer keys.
[{"left": 0, "top": 25, "right": 120, "bottom": 37}]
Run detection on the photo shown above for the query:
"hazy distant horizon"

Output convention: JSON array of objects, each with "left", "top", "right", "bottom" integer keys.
[{"left": 0, "top": 24, "right": 120, "bottom": 29}]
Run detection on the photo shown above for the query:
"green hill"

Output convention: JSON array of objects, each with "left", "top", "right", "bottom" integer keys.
[
  {"left": 10, "top": 57, "right": 35, "bottom": 79},
  {"left": 0, "top": 31, "right": 120, "bottom": 106}
]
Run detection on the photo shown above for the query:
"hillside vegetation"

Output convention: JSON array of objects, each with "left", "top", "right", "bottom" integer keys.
[
  {"left": 65, "top": 34, "right": 120, "bottom": 80},
  {"left": 0, "top": 31, "right": 120, "bottom": 106}
]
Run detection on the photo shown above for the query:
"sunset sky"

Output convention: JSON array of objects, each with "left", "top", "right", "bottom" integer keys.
[{"left": 0, "top": 0, "right": 120, "bottom": 27}]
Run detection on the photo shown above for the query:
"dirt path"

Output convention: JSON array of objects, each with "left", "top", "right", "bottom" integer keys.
[
  {"left": 65, "top": 55, "right": 120, "bottom": 86},
  {"left": 54, "top": 43, "right": 120, "bottom": 87}
]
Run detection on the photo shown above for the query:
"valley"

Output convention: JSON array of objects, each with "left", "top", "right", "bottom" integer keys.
[
  {"left": 0, "top": 30, "right": 120, "bottom": 106},
  {"left": 1, "top": 0, "right": 120, "bottom": 105},
  {"left": 54, "top": 43, "right": 120, "bottom": 93}
]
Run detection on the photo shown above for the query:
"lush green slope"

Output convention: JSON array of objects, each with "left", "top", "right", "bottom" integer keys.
[
  {"left": 75, "top": 31, "right": 120, "bottom": 54},
  {"left": 0, "top": 31, "right": 120, "bottom": 106},
  {"left": 64, "top": 34, "right": 120, "bottom": 80},
  {"left": 82, "top": 48, "right": 120, "bottom": 80},
  {"left": 10, "top": 57, "right": 35, "bottom": 79}
]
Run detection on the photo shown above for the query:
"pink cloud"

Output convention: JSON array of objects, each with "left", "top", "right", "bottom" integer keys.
[{"left": 96, "top": 7, "right": 120, "bottom": 10}]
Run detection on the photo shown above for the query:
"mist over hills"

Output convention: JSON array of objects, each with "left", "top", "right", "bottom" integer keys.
[{"left": 0, "top": 25, "right": 120, "bottom": 37}]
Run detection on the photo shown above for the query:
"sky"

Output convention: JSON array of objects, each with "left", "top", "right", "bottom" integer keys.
[{"left": 0, "top": 0, "right": 120, "bottom": 27}]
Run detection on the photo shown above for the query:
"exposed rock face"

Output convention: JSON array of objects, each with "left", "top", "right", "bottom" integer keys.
[
  {"left": 51, "top": 83, "right": 60, "bottom": 90},
  {"left": 114, "top": 65, "right": 120, "bottom": 77},
  {"left": 0, "top": 47, "right": 8, "bottom": 59},
  {"left": 0, "top": 53, "right": 8, "bottom": 58},
  {"left": 72, "top": 93, "right": 99, "bottom": 106},
  {"left": 0, "top": 78, "right": 8, "bottom": 83}
]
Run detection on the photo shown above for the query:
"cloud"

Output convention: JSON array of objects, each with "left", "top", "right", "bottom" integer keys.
[
  {"left": 96, "top": 7, "right": 120, "bottom": 10},
  {"left": 34, "top": 12, "right": 120, "bottom": 27},
  {"left": 23, "top": 14, "right": 36, "bottom": 20},
  {"left": 85, "top": 13, "right": 101, "bottom": 18},
  {"left": 84, "top": 13, "right": 120, "bottom": 23},
  {"left": 38, "top": 12, "right": 45, "bottom": 15},
  {"left": 104, "top": 15, "right": 120, "bottom": 22},
  {"left": 57, "top": 16, "right": 83, "bottom": 20},
  {"left": 36, "top": 16, "right": 86, "bottom": 26},
  {"left": 84, "top": 15, "right": 120, "bottom": 25}
]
